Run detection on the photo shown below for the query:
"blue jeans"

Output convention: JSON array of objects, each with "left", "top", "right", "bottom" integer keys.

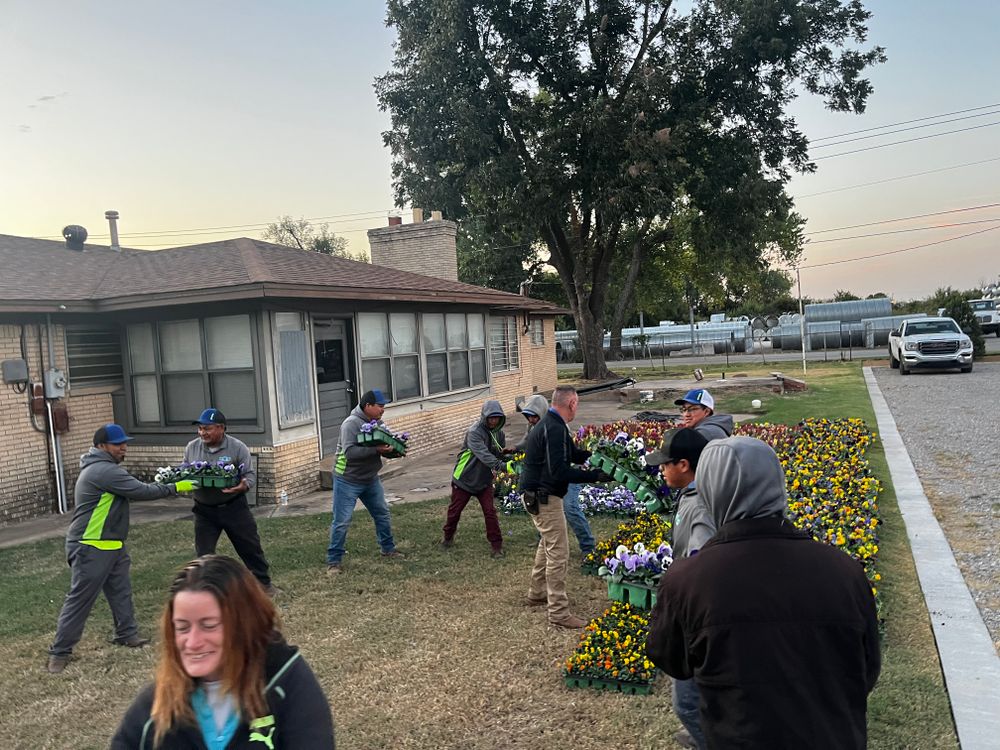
[
  {"left": 672, "top": 677, "right": 706, "bottom": 749},
  {"left": 326, "top": 477, "right": 396, "bottom": 565},
  {"left": 562, "top": 483, "right": 595, "bottom": 555}
]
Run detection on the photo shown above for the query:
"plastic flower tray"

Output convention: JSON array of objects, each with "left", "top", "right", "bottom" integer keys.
[
  {"left": 644, "top": 495, "right": 667, "bottom": 514},
  {"left": 563, "top": 675, "right": 653, "bottom": 695},
  {"left": 612, "top": 466, "right": 628, "bottom": 483},
  {"left": 607, "top": 580, "right": 657, "bottom": 610},
  {"left": 623, "top": 473, "right": 644, "bottom": 492},
  {"left": 357, "top": 428, "right": 408, "bottom": 456},
  {"left": 199, "top": 475, "right": 239, "bottom": 489}
]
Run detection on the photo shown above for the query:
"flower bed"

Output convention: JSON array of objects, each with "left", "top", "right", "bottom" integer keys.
[{"left": 564, "top": 602, "right": 656, "bottom": 690}]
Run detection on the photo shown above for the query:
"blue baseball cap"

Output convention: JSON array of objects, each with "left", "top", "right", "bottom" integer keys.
[
  {"left": 93, "top": 423, "right": 133, "bottom": 446},
  {"left": 193, "top": 408, "right": 227, "bottom": 425},
  {"left": 674, "top": 388, "right": 715, "bottom": 411},
  {"left": 360, "top": 389, "right": 390, "bottom": 407}
]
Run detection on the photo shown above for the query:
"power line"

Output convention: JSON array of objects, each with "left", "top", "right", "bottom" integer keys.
[
  {"left": 810, "top": 101, "right": 1000, "bottom": 143},
  {"left": 794, "top": 155, "right": 1000, "bottom": 199},
  {"left": 805, "top": 202, "right": 1000, "bottom": 236},
  {"left": 813, "top": 120, "right": 1000, "bottom": 160},
  {"left": 807, "top": 216, "right": 1000, "bottom": 244},
  {"left": 31, "top": 208, "right": 399, "bottom": 241},
  {"left": 811, "top": 109, "right": 1000, "bottom": 149},
  {"left": 799, "top": 224, "right": 1000, "bottom": 270}
]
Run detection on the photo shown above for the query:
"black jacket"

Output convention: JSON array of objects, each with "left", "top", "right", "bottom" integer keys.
[
  {"left": 647, "top": 517, "right": 881, "bottom": 750},
  {"left": 517, "top": 409, "right": 601, "bottom": 498},
  {"left": 110, "top": 639, "right": 335, "bottom": 750}
]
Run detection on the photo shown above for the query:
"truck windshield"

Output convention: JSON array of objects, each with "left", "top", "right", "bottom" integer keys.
[
  {"left": 906, "top": 320, "right": 960, "bottom": 335},
  {"left": 971, "top": 300, "right": 996, "bottom": 311}
]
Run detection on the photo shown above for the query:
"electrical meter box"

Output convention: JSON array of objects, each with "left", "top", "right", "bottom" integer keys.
[
  {"left": 44, "top": 368, "right": 68, "bottom": 398},
  {"left": 2, "top": 359, "right": 29, "bottom": 385}
]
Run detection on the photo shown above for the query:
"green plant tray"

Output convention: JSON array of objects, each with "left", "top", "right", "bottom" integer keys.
[
  {"left": 199, "top": 475, "right": 239, "bottom": 488},
  {"left": 612, "top": 466, "right": 628, "bottom": 483},
  {"left": 644, "top": 495, "right": 667, "bottom": 514},
  {"left": 607, "top": 580, "right": 657, "bottom": 610},
  {"left": 563, "top": 675, "right": 653, "bottom": 695},
  {"left": 357, "top": 429, "right": 408, "bottom": 455},
  {"left": 624, "top": 473, "right": 643, "bottom": 491}
]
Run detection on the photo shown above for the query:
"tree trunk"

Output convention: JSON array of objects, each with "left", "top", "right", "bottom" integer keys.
[{"left": 577, "top": 306, "right": 612, "bottom": 380}]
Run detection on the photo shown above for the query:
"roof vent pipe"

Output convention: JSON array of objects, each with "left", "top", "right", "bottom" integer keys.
[
  {"left": 62, "top": 225, "right": 88, "bottom": 251},
  {"left": 105, "top": 210, "right": 121, "bottom": 251}
]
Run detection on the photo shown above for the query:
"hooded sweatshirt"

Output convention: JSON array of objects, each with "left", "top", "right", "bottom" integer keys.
[
  {"left": 513, "top": 394, "right": 549, "bottom": 452},
  {"left": 334, "top": 404, "right": 388, "bottom": 484},
  {"left": 693, "top": 413, "right": 734, "bottom": 442},
  {"left": 695, "top": 436, "right": 788, "bottom": 528},
  {"left": 452, "top": 400, "right": 506, "bottom": 493},
  {"left": 66, "top": 448, "right": 178, "bottom": 550}
]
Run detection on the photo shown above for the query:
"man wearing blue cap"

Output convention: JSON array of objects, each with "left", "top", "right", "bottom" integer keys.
[
  {"left": 326, "top": 389, "right": 404, "bottom": 575},
  {"left": 675, "top": 388, "right": 733, "bottom": 442},
  {"left": 184, "top": 408, "right": 274, "bottom": 594},
  {"left": 47, "top": 424, "right": 198, "bottom": 674}
]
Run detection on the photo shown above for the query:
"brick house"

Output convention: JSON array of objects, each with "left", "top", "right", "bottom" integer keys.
[{"left": 0, "top": 218, "right": 561, "bottom": 525}]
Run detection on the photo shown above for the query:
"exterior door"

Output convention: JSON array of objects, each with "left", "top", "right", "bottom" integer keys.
[{"left": 313, "top": 318, "right": 354, "bottom": 457}]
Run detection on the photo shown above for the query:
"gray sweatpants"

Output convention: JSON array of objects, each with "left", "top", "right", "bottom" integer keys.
[{"left": 49, "top": 542, "right": 138, "bottom": 656}]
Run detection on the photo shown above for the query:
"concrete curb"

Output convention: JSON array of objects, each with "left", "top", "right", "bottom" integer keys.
[{"left": 864, "top": 367, "right": 1000, "bottom": 748}]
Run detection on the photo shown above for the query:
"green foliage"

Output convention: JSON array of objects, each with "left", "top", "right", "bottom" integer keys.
[
  {"left": 834, "top": 289, "right": 862, "bottom": 301},
  {"left": 376, "top": 0, "right": 884, "bottom": 378},
  {"left": 456, "top": 219, "right": 540, "bottom": 292}
]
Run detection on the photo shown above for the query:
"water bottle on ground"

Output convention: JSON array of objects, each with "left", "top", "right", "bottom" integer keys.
[{"left": 279, "top": 490, "right": 288, "bottom": 507}]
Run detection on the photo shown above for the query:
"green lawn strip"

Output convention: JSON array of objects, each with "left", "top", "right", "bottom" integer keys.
[{"left": 0, "top": 366, "right": 957, "bottom": 747}]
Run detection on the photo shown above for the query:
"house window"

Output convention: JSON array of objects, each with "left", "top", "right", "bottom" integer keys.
[
  {"left": 489, "top": 316, "right": 520, "bottom": 372},
  {"left": 65, "top": 325, "right": 124, "bottom": 388},
  {"left": 359, "top": 311, "right": 487, "bottom": 400},
  {"left": 529, "top": 318, "right": 545, "bottom": 346},
  {"left": 126, "top": 314, "right": 257, "bottom": 427},
  {"left": 273, "top": 312, "right": 314, "bottom": 427}
]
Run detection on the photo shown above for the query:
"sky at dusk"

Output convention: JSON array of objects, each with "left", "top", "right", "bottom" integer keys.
[{"left": 1, "top": 1, "right": 996, "bottom": 303}]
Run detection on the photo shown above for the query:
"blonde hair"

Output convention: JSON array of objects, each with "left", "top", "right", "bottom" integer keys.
[{"left": 150, "top": 556, "right": 277, "bottom": 746}]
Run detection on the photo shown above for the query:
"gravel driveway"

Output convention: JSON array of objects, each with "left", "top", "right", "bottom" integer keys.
[{"left": 873, "top": 363, "right": 1000, "bottom": 651}]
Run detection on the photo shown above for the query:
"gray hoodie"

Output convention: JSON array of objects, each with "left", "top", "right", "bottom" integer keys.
[
  {"left": 694, "top": 413, "right": 734, "bottom": 442},
  {"left": 334, "top": 404, "right": 389, "bottom": 484},
  {"left": 695, "top": 436, "right": 788, "bottom": 529},
  {"left": 66, "top": 448, "right": 178, "bottom": 548},
  {"left": 513, "top": 394, "right": 549, "bottom": 452},
  {"left": 452, "top": 400, "right": 506, "bottom": 493}
]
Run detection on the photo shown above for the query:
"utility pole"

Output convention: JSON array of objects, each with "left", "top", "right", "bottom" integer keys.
[{"left": 797, "top": 267, "right": 807, "bottom": 374}]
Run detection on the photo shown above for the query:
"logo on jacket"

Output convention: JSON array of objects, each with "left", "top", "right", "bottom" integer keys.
[{"left": 249, "top": 715, "right": 276, "bottom": 749}]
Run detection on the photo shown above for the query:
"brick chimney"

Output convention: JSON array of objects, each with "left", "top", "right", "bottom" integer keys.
[{"left": 367, "top": 210, "right": 459, "bottom": 282}]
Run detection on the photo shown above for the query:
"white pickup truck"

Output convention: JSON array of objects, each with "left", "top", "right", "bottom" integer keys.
[
  {"left": 888, "top": 317, "right": 974, "bottom": 375},
  {"left": 970, "top": 298, "right": 1000, "bottom": 336}
]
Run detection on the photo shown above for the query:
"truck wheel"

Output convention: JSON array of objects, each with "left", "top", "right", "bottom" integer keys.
[
  {"left": 900, "top": 360, "right": 909, "bottom": 375},
  {"left": 961, "top": 362, "right": 973, "bottom": 373},
  {"left": 889, "top": 351, "right": 899, "bottom": 369}
]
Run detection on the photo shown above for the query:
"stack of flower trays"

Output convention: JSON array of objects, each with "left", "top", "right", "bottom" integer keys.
[
  {"left": 589, "top": 449, "right": 661, "bottom": 511},
  {"left": 356, "top": 421, "right": 409, "bottom": 457},
  {"left": 564, "top": 601, "right": 657, "bottom": 695}
]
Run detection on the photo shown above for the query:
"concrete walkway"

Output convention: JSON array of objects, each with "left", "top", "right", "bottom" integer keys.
[{"left": 864, "top": 367, "right": 1000, "bottom": 749}]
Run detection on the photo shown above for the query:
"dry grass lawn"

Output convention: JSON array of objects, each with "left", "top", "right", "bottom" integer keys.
[{"left": 0, "top": 364, "right": 959, "bottom": 748}]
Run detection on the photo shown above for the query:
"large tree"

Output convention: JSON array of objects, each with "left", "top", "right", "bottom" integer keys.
[
  {"left": 262, "top": 216, "right": 358, "bottom": 259},
  {"left": 376, "top": 0, "right": 884, "bottom": 378}
]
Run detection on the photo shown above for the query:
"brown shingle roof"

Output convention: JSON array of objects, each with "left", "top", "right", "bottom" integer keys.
[{"left": 0, "top": 234, "right": 565, "bottom": 314}]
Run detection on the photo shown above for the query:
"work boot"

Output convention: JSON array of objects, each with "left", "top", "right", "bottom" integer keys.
[
  {"left": 550, "top": 614, "right": 588, "bottom": 629},
  {"left": 46, "top": 655, "right": 70, "bottom": 674},
  {"left": 490, "top": 548, "right": 505, "bottom": 559},
  {"left": 326, "top": 564, "right": 342, "bottom": 576},
  {"left": 523, "top": 596, "right": 547, "bottom": 607},
  {"left": 112, "top": 635, "right": 150, "bottom": 648},
  {"left": 440, "top": 537, "right": 454, "bottom": 549},
  {"left": 381, "top": 550, "right": 405, "bottom": 559}
]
